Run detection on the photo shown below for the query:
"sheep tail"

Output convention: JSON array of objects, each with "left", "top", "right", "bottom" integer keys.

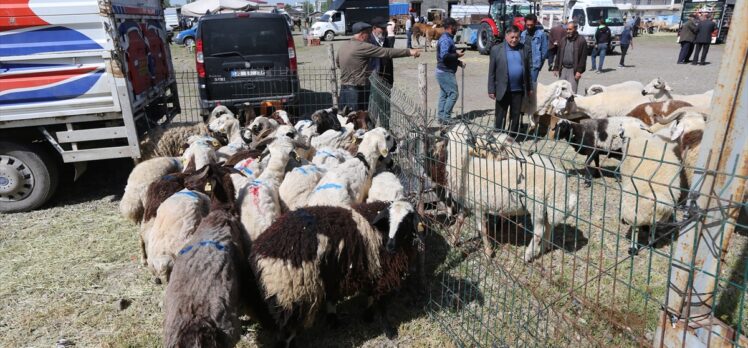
[{"left": 119, "top": 188, "right": 143, "bottom": 224}]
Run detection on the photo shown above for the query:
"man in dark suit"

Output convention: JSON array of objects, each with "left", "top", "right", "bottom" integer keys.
[
  {"left": 692, "top": 13, "right": 716, "bottom": 65},
  {"left": 488, "top": 25, "right": 531, "bottom": 133},
  {"left": 369, "top": 17, "right": 395, "bottom": 85},
  {"left": 677, "top": 13, "right": 698, "bottom": 64}
]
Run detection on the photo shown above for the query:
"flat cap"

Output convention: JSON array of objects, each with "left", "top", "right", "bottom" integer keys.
[
  {"left": 370, "top": 16, "right": 387, "bottom": 28},
  {"left": 351, "top": 22, "right": 372, "bottom": 34}
]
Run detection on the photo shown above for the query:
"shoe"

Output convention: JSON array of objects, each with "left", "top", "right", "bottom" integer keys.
[
  {"left": 699, "top": 62, "right": 706, "bottom": 65},
  {"left": 595, "top": 70, "right": 602, "bottom": 74},
  {"left": 684, "top": 60, "right": 691, "bottom": 63},
  {"left": 590, "top": 68, "right": 596, "bottom": 71},
  {"left": 677, "top": 62, "right": 685, "bottom": 64},
  {"left": 438, "top": 118, "right": 456, "bottom": 126},
  {"left": 691, "top": 62, "right": 699, "bottom": 65},
  {"left": 618, "top": 65, "right": 625, "bottom": 68}
]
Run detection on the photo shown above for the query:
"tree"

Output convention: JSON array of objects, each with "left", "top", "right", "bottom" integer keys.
[{"left": 162, "top": 0, "right": 171, "bottom": 7}]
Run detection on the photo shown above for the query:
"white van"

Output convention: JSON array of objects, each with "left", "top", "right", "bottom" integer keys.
[{"left": 566, "top": 0, "right": 625, "bottom": 50}]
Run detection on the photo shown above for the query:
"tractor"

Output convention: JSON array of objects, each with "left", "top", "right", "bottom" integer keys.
[{"left": 477, "top": 0, "right": 536, "bottom": 55}]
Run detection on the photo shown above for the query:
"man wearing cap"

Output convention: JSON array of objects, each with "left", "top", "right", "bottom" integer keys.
[
  {"left": 369, "top": 17, "right": 395, "bottom": 85},
  {"left": 337, "top": 22, "right": 419, "bottom": 111}
]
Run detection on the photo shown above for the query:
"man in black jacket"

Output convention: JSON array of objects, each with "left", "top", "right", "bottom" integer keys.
[
  {"left": 553, "top": 22, "right": 587, "bottom": 93},
  {"left": 677, "top": 13, "right": 698, "bottom": 64},
  {"left": 488, "top": 25, "right": 531, "bottom": 133},
  {"left": 591, "top": 19, "right": 611, "bottom": 73},
  {"left": 692, "top": 13, "right": 716, "bottom": 65}
]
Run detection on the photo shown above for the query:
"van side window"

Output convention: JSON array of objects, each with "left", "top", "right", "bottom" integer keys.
[
  {"left": 573, "top": 9, "right": 586, "bottom": 26},
  {"left": 332, "top": 12, "right": 341, "bottom": 21}
]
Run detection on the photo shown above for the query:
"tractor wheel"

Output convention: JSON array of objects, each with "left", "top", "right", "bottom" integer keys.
[{"left": 478, "top": 22, "right": 495, "bottom": 55}]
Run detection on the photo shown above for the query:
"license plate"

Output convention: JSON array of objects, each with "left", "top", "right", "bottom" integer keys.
[{"left": 231, "top": 69, "right": 265, "bottom": 77}]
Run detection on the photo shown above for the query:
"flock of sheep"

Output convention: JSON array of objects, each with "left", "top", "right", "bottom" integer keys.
[
  {"left": 115, "top": 74, "right": 711, "bottom": 347},
  {"left": 120, "top": 106, "right": 420, "bottom": 347}
]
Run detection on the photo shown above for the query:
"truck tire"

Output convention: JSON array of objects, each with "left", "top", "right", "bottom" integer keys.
[
  {"left": 0, "top": 141, "right": 60, "bottom": 213},
  {"left": 478, "top": 22, "right": 495, "bottom": 55},
  {"left": 324, "top": 31, "right": 335, "bottom": 42}
]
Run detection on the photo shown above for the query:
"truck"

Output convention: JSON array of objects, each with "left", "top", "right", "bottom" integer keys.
[
  {"left": 541, "top": 0, "right": 625, "bottom": 51},
  {"left": 310, "top": 0, "right": 389, "bottom": 41},
  {"left": 0, "top": 0, "right": 180, "bottom": 213}
]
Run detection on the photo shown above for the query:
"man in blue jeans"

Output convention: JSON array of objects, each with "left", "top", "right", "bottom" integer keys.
[
  {"left": 591, "top": 19, "right": 611, "bottom": 73},
  {"left": 435, "top": 18, "right": 464, "bottom": 125}
]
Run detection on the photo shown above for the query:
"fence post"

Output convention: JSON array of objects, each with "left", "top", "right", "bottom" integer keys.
[
  {"left": 328, "top": 44, "right": 339, "bottom": 108},
  {"left": 655, "top": 1, "right": 748, "bottom": 346},
  {"left": 418, "top": 63, "right": 427, "bottom": 126}
]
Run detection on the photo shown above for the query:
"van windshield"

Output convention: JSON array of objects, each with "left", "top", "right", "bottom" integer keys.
[
  {"left": 319, "top": 13, "right": 330, "bottom": 22},
  {"left": 587, "top": 7, "right": 624, "bottom": 26},
  {"left": 202, "top": 18, "right": 288, "bottom": 55}
]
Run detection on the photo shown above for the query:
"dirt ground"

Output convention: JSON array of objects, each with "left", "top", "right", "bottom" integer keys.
[{"left": 1, "top": 32, "right": 743, "bottom": 347}]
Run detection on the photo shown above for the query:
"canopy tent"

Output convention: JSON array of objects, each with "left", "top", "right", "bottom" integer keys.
[{"left": 180, "top": 0, "right": 258, "bottom": 17}]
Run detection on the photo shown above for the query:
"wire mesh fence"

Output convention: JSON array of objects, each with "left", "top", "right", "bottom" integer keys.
[
  {"left": 368, "top": 73, "right": 748, "bottom": 347},
  {"left": 172, "top": 66, "right": 338, "bottom": 124}
]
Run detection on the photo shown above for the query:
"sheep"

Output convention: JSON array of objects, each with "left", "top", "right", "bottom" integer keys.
[
  {"left": 617, "top": 122, "right": 683, "bottom": 255},
  {"left": 311, "top": 147, "right": 352, "bottom": 170},
  {"left": 624, "top": 100, "right": 693, "bottom": 126},
  {"left": 163, "top": 164, "right": 250, "bottom": 348},
  {"left": 561, "top": 88, "right": 652, "bottom": 119},
  {"left": 121, "top": 157, "right": 184, "bottom": 224},
  {"left": 248, "top": 116, "right": 281, "bottom": 139},
  {"left": 427, "top": 123, "right": 578, "bottom": 261},
  {"left": 524, "top": 80, "right": 576, "bottom": 134},
  {"left": 366, "top": 172, "right": 405, "bottom": 203},
  {"left": 138, "top": 122, "right": 211, "bottom": 162},
  {"left": 306, "top": 128, "right": 396, "bottom": 207},
  {"left": 236, "top": 134, "right": 306, "bottom": 241},
  {"left": 641, "top": 77, "right": 714, "bottom": 107},
  {"left": 650, "top": 107, "right": 708, "bottom": 188},
  {"left": 310, "top": 126, "right": 366, "bottom": 155},
  {"left": 141, "top": 188, "right": 210, "bottom": 284},
  {"left": 277, "top": 147, "right": 353, "bottom": 211},
  {"left": 585, "top": 81, "right": 644, "bottom": 96},
  {"left": 553, "top": 117, "right": 648, "bottom": 185},
  {"left": 205, "top": 105, "right": 234, "bottom": 123},
  {"left": 270, "top": 110, "right": 291, "bottom": 125},
  {"left": 250, "top": 200, "right": 420, "bottom": 346},
  {"left": 209, "top": 114, "right": 248, "bottom": 162}
]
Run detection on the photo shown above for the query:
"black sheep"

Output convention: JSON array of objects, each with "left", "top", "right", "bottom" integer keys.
[
  {"left": 250, "top": 201, "right": 419, "bottom": 347},
  {"left": 552, "top": 118, "right": 627, "bottom": 186}
]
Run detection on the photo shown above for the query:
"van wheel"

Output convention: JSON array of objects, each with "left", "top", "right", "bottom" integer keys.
[
  {"left": 324, "top": 31, "right": 335, "bottom": 41},
  {"left": 184, "top": 37, "right": 195, "bottom": 47},
  {"left": 0, "top": 141, "right": 60, "bottom": 213}
]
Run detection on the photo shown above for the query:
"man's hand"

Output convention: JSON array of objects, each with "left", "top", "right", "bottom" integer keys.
[
  {"left": 488, "top": 93, "right": 496, "bottom": 100},
  {"left": 553, "top": 70, "right": 559, "bottom": 77},
  {"left": 459, "top": 60, "right": 466, "bottom": 68},
  {"left": 410, "top": 49, "right": 421, "bottom": 57},
  {"left": 457, "top": 51, "right": 465, "bottom": 58},
  {"left": 575, "top": 72, "right": 582, "bottom": 80}
]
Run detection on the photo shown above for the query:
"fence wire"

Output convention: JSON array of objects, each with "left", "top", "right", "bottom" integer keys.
[{"left": 368, "top": 73, "right": 748, "bottom": 347}]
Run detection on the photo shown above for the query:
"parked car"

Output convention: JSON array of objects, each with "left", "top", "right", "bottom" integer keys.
[
  {"left": 174, "top": 23, "right": 197, "bottom": 46},
  {"left": 195, "top": 12, "right": 299, "bottom": 119}
]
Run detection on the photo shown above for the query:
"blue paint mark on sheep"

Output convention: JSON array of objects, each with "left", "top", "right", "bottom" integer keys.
[
  {"left": 175, "top": 189, "right": 199, "bottom": 200},
  {"left": 316, "top": 150, "right": 335, "bottom": 158},
  {"left": 314, "top": 183, "right": 343, "bottom": 192},
  {"left": 293, "top": 166, "right": 319, "bottom": 175},
  {"left": 161, "top": 174, "right": 176, "bottom": 180},
  {"left": 178, "top": 240, "right": 227, "bottom": 255}
]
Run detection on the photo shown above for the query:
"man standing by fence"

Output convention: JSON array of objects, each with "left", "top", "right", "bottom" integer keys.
[
  {"left": 337, "top": 22, "right": 419, "bottom": 111},
  {"left": 435, "top": 18, "right": 464, "bottom": 125},
  {"left": 520, "top": 14, "right": 547, "bottom": 86},
  {"left": 547, "top": 21, "right": 566, "bottom": 71},
  {"left": 488, "top": 25, "right": 531, "bottom": 133},
  {"left": 553, "top": 21, "right": 586, "bottom": 93}
]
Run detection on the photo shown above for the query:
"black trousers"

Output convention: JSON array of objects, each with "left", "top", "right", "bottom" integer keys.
[
  {"left": 619, "top": 44, "right": 629, "bottom": 66},
  {"left": 692, "top": 43, "right": 710, "bottom": 64},
  {"left": 494, "top": 91, "right": 523, "bottom": 133},
  {"left": 677, "top": 41, "right": 693, "bottom": 63}
]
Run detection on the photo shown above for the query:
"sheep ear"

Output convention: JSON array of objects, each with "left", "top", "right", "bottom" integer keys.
[
  {"left": 665, "top": 84, "right": 673, "bottom": 92},
  {"left": 341, "top": 105, "right": 350, "bottom": 116}
]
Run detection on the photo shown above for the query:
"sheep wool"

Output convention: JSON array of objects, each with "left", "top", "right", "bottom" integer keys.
[
  {"left": 120, "top": 156, "right": 183, "bottom": 224},
  {"left": 138, "top": 123, "right": 211, "bottom": 162},
  {"left": 366, "top": 172, "right": 405, "bottom": 203},
  {"left": 278, "top": 164, "right": 326, "bottom": 211}
]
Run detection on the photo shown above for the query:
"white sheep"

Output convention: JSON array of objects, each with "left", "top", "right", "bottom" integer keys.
[
  {"left": 563, "top": 88, "right": 651, "bottom": 119},
  {"left": 649, "top": 107, "right": 708, "bottom": 188},
  {"left": 617, "top": 122, "right": 683, "bottom": 255},
  {"left": 120, "top": 140, "right": 219, "bottom": 224},
  {"left": 366, "top": 172, "right": 404, "bottom": 203},
  {"left": 278, "top": 164, "right": 326, "bottom": 211},
  {"left": 140, "top": 189, "right": 211, "bottom": 283},
  {"left": 208, "top": 114, "right": 248, "bottom": 162},
  {"left": 585, "top": 80, "right": 644, "bottom": 96},
  {"left": 428, "top": 123, "right": 578, "bottom": 262},
  {"left": 206, "top": 105, "right": 234, "bottom": 123},
  {"left": 641, "top": 78, "right": 714, "bottom": 107},
  {"left": 237, "top": 135, "right": 302, "bottom": 241},
  {"left": 307, "top": 128, "right": 395, "bottom": 207},
  {"left": 311, "top": 147, "right": 352, "bottom": 170}
]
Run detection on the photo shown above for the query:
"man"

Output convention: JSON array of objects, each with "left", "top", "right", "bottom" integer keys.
[
  {"left": 435, "top": 18, "right": 464, "bottom": 125},
  {"left": 633, "top": 15, "right": 641, "bottom": 37},
  {"left": 591, "top": 19, "right": 611, "bottom": 73},
  {"left": 553, "top": 21, "right": 587, "bottom": 93},
  {"left": 677, "top": 13, "right": 698, "bottom": 64},
  {"left": 337, "top": 22, "right": 419, "bottom": 111},
  {"left": 547, "top": 21, "right": 566, "bottom": 71},
  {"left": 692, "top": 13, "right": 716, "bottom": 65},
  {"left": 386, "top": 17, "right": 397, "bottom": 47},
  {"left": 619, "top": 23, "right": 634, "bottom": 67},
  {"left": 369, "top": 17, "right": 394, "bottom": 85},
  {"left": 520, "top": 14, "right": 547, "bottom": 86},
  {"left": 488, "top": 25, "right": 531, "bottom": 133}
]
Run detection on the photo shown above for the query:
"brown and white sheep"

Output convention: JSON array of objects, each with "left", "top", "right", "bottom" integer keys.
[{"left": 625, "top": 100, "right": 692, "bottom": 125}]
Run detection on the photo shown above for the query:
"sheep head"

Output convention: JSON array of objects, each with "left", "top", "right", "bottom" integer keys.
[
  {"left": 207, "top": 105, "right": 234, "bottom": 123},
  {"left": 209, "top": 113, "right": 240, "bottom": 138},
  {"left": 248, "top": 116, "right": 280, "bottom": 137},
  {"left": 371, "top": 201, "right": 416, "bottom": 253},
  {"left": 182, "top": 139, "right": 219, "bottom": 171},
  {"left": 359, "top": 128, "right": 396, "bottom": 161},
  {"left": 551, "top": 119, "right": 576, "bottom": 141},
  {"left": 642, "top": 77, "right": 672, "bottom": 97},
  {"left": 346, "top": 110, "right": 375, "bottom": 130},
  {"left": 270, "top": 110, "right": 291, "bottom": 125},
  {"left": 310, "top": 107, "right": 342, "bottom": 133}
]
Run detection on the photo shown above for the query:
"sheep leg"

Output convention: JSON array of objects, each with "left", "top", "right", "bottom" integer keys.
[
  {"left": 524, "top": 214, "right": 552, "bottom": 262},
  {"left": 479, "top": 213, "right": 495, "bottom": 258},
  {"left": 325, "top": 301, "right": 339, "bottom": 328},
  {"left": 627, "top": 225, "right": 642, "bottom": 256},
  {"left": 582, "top": 152, "right": 598, "bottom": 187},
  {"left": 376, "top": 294, "right": 398, "bottom": 340},
  {"left": 139, "top": 233, "right": 148, "bottom": 266}
]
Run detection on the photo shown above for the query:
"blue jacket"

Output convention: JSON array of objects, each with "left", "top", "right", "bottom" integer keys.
[
  {"left": 520, "top": 28, "right": 548, "bottom": 70},
  {"left": 436, "top": 32, "right": 459, "bottom": 73}
]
